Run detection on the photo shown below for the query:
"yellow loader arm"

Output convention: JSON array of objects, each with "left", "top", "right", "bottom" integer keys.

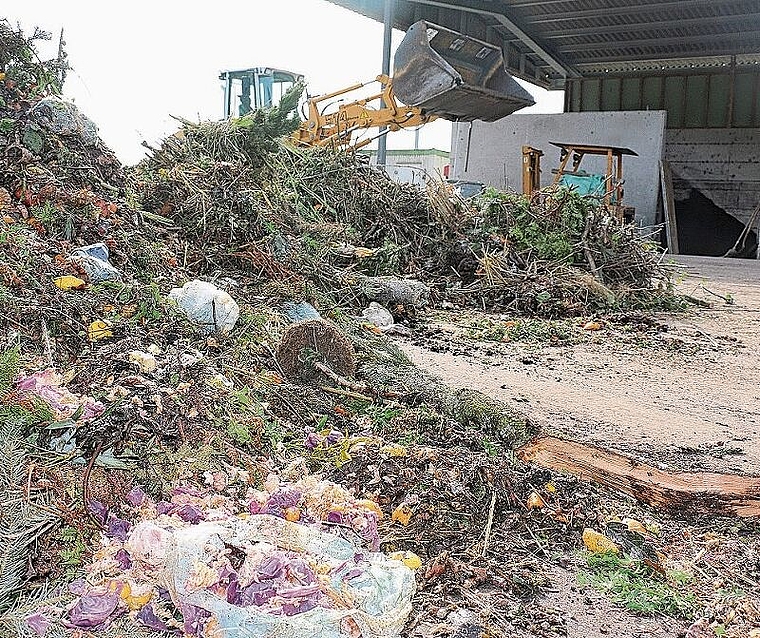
[
  {"left": 291, "top": 74, "right": 435, "bottom": 151},
  {"left": 290, "top": 20, "right": 535, "bottom": 150}
]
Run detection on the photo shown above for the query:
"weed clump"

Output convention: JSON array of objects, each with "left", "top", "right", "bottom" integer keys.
[{"left": 579, "top": 552, "right": 697, "bottom": 619}]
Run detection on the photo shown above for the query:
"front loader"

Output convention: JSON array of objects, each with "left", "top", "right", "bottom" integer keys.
[{"left": 291, "top": 20, "right": 535, "bottom": 149}]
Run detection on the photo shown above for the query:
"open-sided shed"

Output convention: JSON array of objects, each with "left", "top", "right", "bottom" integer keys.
[
  {"left": 327, "top": 1, "right": 760, "bottom": 90},
  {"left": 328, "top": 0, "right": 760, "bottom": 255}
]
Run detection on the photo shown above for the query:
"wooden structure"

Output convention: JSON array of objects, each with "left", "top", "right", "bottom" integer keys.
[
  {"left": 659, "top": 160, "right": 679, "bottom": 254},
  {"left": 551, "top": 142, "right": 637, "bottom": 221},
  {"left": 521, "top": 145, "right": 543, "bottom": 197},
  {"left": 521, "top": 141, "right": 638, "bottom": 222}
]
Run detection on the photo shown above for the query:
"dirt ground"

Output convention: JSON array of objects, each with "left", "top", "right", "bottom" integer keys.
[
  {"left": 398, "top": 254, "right": 760, "bottom": 638},
  {"left": 402, "top": 255, "right": 760, "bottom": 477}
]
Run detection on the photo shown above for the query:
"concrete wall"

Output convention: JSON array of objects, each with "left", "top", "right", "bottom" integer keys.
[
  {"left": 451, "top": 111, "right": 667, "bottom": 228},
  {"left": 665, "top": 128, "right": 760, "bottom": 226}
]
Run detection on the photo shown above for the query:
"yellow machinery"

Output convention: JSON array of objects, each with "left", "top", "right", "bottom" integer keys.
[
  {"left": 293, "top": 21, "right": 534, "bottom": 149},
  {"left": 223, "top": 21, "right": 534, "bottom": 150},
  {"left": 522, "top": 142, "right": 638, "bottom": 222},
  {"left": 291, "top": 73, "right": 431, "bottom": 150}
]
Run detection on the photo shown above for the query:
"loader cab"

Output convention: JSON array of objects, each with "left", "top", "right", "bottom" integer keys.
[{"left": 220, "top": 67, "right": 303, "bottom": 118}]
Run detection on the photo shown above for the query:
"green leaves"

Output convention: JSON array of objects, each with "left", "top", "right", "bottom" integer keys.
[
  {"left": 579, "top": 551, "right": 697, "bottom": 619},
  {"left": 0, "top": 348, "right": 54, "bottom": 431},
  {"left": 0, "top": 347, "right": 20, "bottom": 395},
  {"left": 0, "top": 21, "right": 68, "bottom": 96},
  {"left": 233, "top": 80, "right": 305, "bottom": 167},
  {"left": 476, "top": 187, "right": 590, "bottom": 262}
]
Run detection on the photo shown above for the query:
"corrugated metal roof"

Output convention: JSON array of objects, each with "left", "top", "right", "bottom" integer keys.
[{"left": 327, "top": 0, "right": 760, "bottom": 87}]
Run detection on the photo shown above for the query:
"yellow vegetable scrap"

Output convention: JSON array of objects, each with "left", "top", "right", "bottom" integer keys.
[
  {"left": 388, "top": 550, "right": 422, "bottom": 570},
  {"left": 87, "top": 320, "right": 113, "bottom": 342},
  {"left": 54, "top": 275, "right": 86, "bottom": 290},
  {"left": 582, "top": 528, "right": 619, "bottom": 554},
  {"left": 391, "top": 503, "right": 413, "bottom": 526},
  {"left": 526, "top": 491, "right": 546, "bottom": 510}
]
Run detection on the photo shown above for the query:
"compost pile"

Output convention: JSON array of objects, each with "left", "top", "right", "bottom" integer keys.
[
  {"left": 0, "top": 20, "right": 181, "bottom": 371},
  {"left": 135, "top": 94, "right": 678, "bottom": 317},
  {"left": 4, "top": 20, "right": 748, "bottom": 638}
]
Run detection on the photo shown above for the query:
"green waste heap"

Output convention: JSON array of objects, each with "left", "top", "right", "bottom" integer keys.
[
  {"left": 0, "top": 19, "right": 700, "bottom": 638},
  {"left": 135, "top": 90, "right": 680, "bottom": 317}
]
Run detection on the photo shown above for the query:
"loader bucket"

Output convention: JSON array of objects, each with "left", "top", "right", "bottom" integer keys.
[{"left": 393, "top": 21, "right": 535, "bottom": 122}]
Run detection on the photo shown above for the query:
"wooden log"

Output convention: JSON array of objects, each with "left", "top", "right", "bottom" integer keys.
[
  {"left": 517, "top": 436, "right": 760, "bottom": 518},
  {"left": 276, "top": 319, "right": 356, "bottom": 381}
]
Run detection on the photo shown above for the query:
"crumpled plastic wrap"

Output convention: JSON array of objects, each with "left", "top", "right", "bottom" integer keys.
[
  {"left": 40, "top": 474, "right": 416, "bottom": 638},
  {"left": 71, "top": 242, "right": 122, "bottom": 283},
  {"left": 362, "top": 302, "right": 395, "bottom": 330},
  {"left": 163, "top": 515, "right": 415, "bottom": 637}
]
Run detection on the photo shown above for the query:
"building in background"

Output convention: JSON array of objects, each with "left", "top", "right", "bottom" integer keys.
[{"left": 363, "top": 148, "right": 449, "bottom": 185}]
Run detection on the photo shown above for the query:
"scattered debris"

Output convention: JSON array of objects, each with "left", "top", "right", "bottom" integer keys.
[{"left": 0, "top": 20, "right": 757, "bottom": 638}]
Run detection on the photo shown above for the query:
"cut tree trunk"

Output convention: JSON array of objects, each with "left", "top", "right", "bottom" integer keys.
[{"left": 517, "top": 436, "right": 760, "bottom": 518}]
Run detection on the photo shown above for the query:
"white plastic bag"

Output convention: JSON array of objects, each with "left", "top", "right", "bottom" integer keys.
[
  {"left": 362, "top": 302, "right": 394, "bottom": 329},
  {"left": 168, "top": 280, "right": 240, "bottom": 335}
]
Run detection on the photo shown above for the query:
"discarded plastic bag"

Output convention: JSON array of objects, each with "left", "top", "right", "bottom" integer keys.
[
  {"left": 71, "top": 242, "right": 121, "bottom": 283},
  {"left": 168, "top": 279, "right": 240, "bottom": 335},
  {"left": 161, "top": 515, "right": 415, "bottom": 638},
  {"left": 282, "top": 300, "right": 321, "bottom": 323},
  {"left": 362, "top": 302, "right": 394, "bottom": 330}
]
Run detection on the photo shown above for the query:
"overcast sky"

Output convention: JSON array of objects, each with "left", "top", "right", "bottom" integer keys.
[{"left": 8, "top": 1, "right": 563, "bottom": 165}]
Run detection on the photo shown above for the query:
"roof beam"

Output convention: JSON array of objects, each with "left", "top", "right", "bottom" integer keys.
[
  {"left": 557, "top": 29, "right": 760, "bottom": 54},
  {"left": 508, "top": 0, "right": 717, "bottom": 6},
  {"left": 574, "top": 52, "right": 760, "bottom": 71},
  {"left": 570, "top": 47, "right": 760, "bottom": 63},
  {"left": 508, "top": 0, "right": 593, "bottom": 6},
  {"left": 404, "top": 0, "right": 579, "bottom": 77},
  {"left": 523, "top": 0, "right": 731, "bottom": 24},
  {"left": 489, "top": 11, "right": 580, "bottom": 77},
  {"left": 540, "top": 12, "right": 760, "bottom": 38}
]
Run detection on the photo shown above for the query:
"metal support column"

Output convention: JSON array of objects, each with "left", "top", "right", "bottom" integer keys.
[{"left": 377, "top": 0, "right": 394, "bottom": 167}]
